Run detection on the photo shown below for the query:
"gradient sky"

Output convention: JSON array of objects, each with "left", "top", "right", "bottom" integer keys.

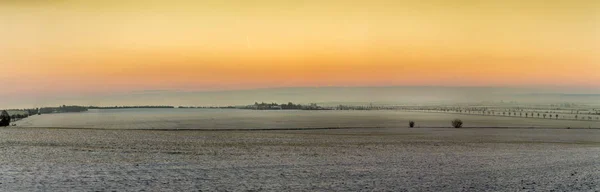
[{"left": 1, "top": 0, "right": 599, "bottom": 97}]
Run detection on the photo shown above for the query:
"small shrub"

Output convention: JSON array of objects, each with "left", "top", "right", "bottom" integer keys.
[
  {"left": 451, "top": 119, "right": 463, "bottom": 128},
  {"left": 409, "top": 121, "right": 415, "bottom": 128}
]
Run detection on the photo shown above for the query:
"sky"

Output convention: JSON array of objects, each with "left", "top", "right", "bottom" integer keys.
[{"left": 0, "top": 0, "right": 599, "bottom": 99}]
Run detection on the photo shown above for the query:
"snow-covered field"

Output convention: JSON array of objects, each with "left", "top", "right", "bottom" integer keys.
[
  {"left": 14, "top": 108, "right": 600, "bottom": 129},
  {"left": 0, "top": 127, "right": 598, "bottom": 191},
  {"left": 1, "top": 109, "right": 599, "bottom": 191}
]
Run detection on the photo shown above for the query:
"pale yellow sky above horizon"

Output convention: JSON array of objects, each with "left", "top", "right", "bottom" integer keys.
[{"left": 1, "top": 0, "right": 599, "bottom": 96}]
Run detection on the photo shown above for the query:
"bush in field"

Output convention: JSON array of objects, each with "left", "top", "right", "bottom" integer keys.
[
  {"left": 451, "top": 119, "right": 463, "bottom": 128},
  {"left": 409, "top": 121, "right": 415, "bottom": 128},
  {"left": 0, "top": 110, "right": 10, "bottom": 127}
]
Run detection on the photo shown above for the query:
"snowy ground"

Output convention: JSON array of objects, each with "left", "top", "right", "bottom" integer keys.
[{"left": 0, "top": 127, "right": 598, "bottom": 191}]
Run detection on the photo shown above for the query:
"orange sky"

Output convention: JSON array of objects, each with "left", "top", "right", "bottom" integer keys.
[{"left": 0, "top": 0, "right": 599, "bottom": 96}]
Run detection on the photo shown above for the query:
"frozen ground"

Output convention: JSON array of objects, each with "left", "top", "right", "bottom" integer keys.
[{"left": 0, "top": 127, "right": 598, "bottom": 191}]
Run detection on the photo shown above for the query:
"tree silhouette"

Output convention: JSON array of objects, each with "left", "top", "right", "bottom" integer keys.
[
  {"left": 0, "top": 110, "right": 10, "bottom": 126},
  {"left": 555, "top": 114, "right": 558, "bottom": 119},
  {"left": 543, "top": 114, "right": 547, "bottom": 118}
]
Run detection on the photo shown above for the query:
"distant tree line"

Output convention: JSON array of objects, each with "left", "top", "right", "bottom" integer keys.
[
  {"left": 39, "top": 105, "right": 88, "bottom": 114},
  {"left": 179, "top": 106, "right": 239, "bottom": 109},
  {"left": 2, "top": 105, "right": 176, "bottom": 117},
  {"left": 396, "top": 105, "right": 600, "bottom": 121},
  {"left": 4, "top": 106, "right": 89, "bottom": 116},
  {"left": 88, "top": 105, "right": 174, "bottom": 109},
  {"left": 239, "top": 102, "right": 328, "bottom": 110}
]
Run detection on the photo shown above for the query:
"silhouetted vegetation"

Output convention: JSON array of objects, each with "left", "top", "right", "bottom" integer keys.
[
  {"left": 452, "top": 119, "right": 463, "bottom": 128},
  {"left": 88, "top": 105, "right": 174, "bottom": 109},
  {"left": 40, "top": 105, "right": 88, "bottom": 114},
  {"left": 0, "top": 110, "right": 10, "bottom": 126},
  {"left": 5, "top": 105, "right": 173, "bottom": 116},
  {"left": 0, "top": 108, "right": 40, "bottom": 122},
  {"left": 409, "top": 121, "right": 415, "bottom": 128},
  {"left": 241, "top": 102, "right": 328, "bottom": 110}
]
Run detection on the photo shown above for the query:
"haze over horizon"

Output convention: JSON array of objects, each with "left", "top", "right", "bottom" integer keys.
[
  {"left": 1, "top": 0, "right": 599, "bottom": 106},
  {"left": 2, "top": 86, "right": 600, "bottom": 109}
]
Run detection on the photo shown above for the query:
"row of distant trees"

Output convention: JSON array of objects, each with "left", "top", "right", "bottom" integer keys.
[
  {"left": 399, "top": 106, "right": 600, "bottom": 121},
  {"left": 32, "top": 105, "right": 175, "bottom": 114},
  {"left": 461, "top": 110, "right": 599, "bottom": 121},
  {"left": 4, "top": 105, "right": 89, "bottom": 115},
  {"left": 241, "top": 102, "right": 327, "bottom": 110},
  {"left": 39, "top": 105, "right": 88, "bottom": 114},
  {"left": 2, "top": 105, "right": 177, "bottom": 117},
  {"left": 88, "top": 105, "right": 174, "bottom": 109}
]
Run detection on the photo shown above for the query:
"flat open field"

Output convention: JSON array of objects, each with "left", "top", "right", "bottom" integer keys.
[
  {"left": 0, "top": 127, "right": 598, "bottom": 191},
  {"left": 2, "top": 109, "right": 599, "bottom": 191},
  {"left": 14, "top": 109, "right": 600, "bottom": 129}
]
